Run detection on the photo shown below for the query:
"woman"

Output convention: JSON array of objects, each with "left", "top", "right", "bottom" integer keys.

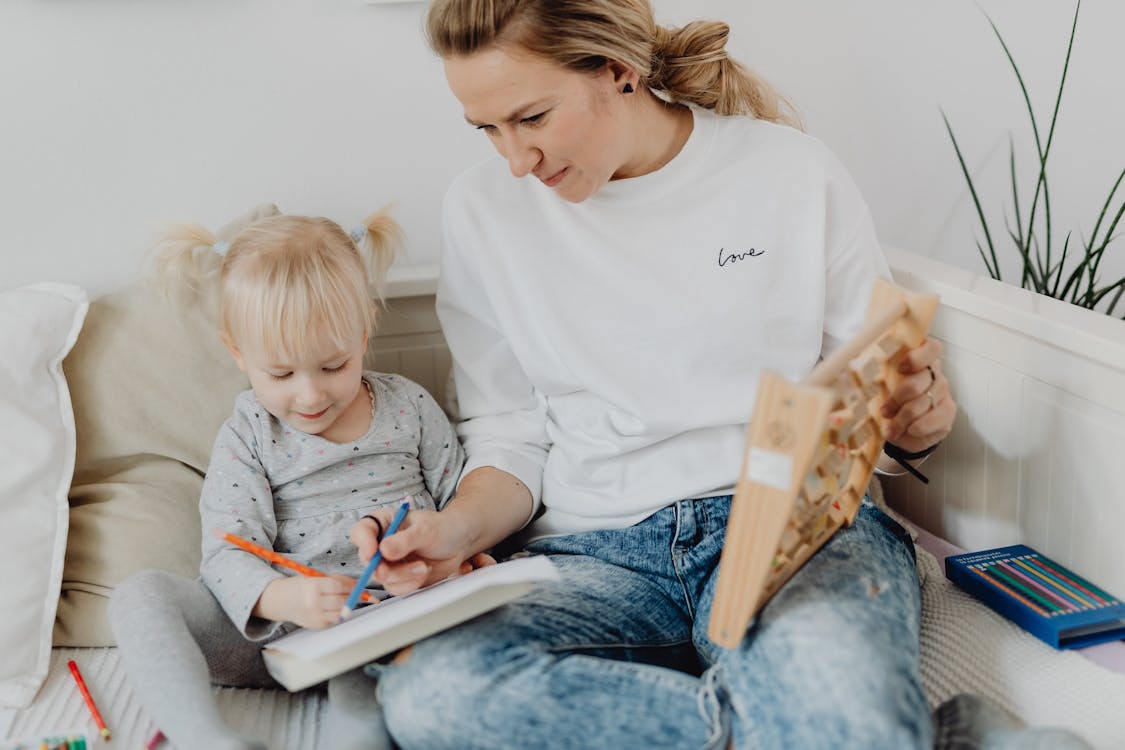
[{"left": 355, "top": 2, "right": 1070, "bottom": 748}]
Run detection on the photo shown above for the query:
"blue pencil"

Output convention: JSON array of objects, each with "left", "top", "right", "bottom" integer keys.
[{"left": 340, "top": 498, "right": 411, "bottom": 621}]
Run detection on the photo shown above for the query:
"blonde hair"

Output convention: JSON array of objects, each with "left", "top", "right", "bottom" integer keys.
[
  {"left": 425, "top": 0, "right": 801, "bottom": 128},
  {"left": 153, "top": 210, "right": 402, "bottom": 362}
]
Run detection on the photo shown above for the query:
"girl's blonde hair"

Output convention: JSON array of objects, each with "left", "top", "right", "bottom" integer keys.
[
  {"left": 153, "top": 210, "right": 402, "bottom": 362},
  {"left": 425, "top": 0, "right": 801, "bottom": 128}
]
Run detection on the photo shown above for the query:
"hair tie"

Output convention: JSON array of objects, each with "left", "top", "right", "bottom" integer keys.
[
  {"left": 664, "top": 49, "right": 728, "bottom": 68},
  {"left": 212, "top": 240, "right": 231, "bottom": 257},
  {"left": 349, "top": 225, "right": 368, "bottom": 244}
]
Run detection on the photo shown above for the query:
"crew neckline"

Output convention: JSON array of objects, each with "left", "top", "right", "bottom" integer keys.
[{"left": 593, "top": 105, "right": 717, "bottom": 204}]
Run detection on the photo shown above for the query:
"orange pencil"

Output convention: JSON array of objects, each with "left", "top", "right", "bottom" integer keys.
[
  {"left": 67, "top": 659, "right": 110, "bottom": 741},
  {"left": 213, "top": 529, "right": 376, "bottom": 603}
]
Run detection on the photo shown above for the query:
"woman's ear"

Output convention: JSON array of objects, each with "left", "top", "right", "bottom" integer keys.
[{"left": 606, "top": 60, "right": 638, "bottom": 94}]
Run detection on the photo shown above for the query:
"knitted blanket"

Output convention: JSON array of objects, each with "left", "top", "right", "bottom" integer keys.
[
  {"left": 915, "top": 542, "right": 1125, "bottom": 749},
  {"left": 3, "top": 648, "right": 323, "bottom": 749},
  {"left": 6, "top": 547, "right": 1125, "bottom": 749}
]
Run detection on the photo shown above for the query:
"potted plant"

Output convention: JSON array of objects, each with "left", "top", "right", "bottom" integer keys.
[
  {"left": 940, "top": 0, "right": 1125, "bottom": 319},
  {"left": 879, "top": 0, "right": 1125, "bottom": 592}
]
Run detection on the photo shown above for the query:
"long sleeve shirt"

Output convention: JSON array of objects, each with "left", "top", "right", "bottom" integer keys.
[
  {"left": 436, "top": 107, "right": 890, "bottom": 541},
  {"left": 199, "top": 371, "right": 464, "bottom": 640}
]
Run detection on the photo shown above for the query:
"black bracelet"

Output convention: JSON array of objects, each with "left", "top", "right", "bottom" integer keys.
[
  {"left": 882, "top": 440, "right": 941, "bottom": 484},
  {"left": 362, "top": 514, "right": 385, "bottom": 540}
]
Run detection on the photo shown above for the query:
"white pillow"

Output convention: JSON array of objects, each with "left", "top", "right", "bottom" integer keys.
[{"left": 0, "top": 283, "right": 87, "bottom": 707}]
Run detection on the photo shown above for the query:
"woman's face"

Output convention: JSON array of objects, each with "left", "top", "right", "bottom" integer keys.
[{"left": 444, "top": 45, "right": 633, "bottom": 203}]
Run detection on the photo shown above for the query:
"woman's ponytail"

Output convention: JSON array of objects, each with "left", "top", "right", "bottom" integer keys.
[{"left": 650, "top": 21, "right": 801, "bottom": 128}]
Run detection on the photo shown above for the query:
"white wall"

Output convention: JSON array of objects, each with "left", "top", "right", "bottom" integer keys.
[
  {"left": 3, "top": 0, "right": 1124, "bottom": 303},
  {"left": 727, "top": 0, "right": 1125, "bottom": 305}
]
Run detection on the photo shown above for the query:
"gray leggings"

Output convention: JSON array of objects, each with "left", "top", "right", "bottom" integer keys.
[{"left": 109, "top": 569, "right": 389, "bottom": 750}]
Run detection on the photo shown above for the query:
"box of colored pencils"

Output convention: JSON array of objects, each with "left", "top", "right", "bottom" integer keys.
[
  {"left": 0, "top": 732, "right": 89, "bottom": 749},
  {"left": 945, "top": 544, "right": 1125, "bottom": 649}
]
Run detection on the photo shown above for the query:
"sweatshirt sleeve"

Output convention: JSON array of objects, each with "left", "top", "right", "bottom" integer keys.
[
  {"left": 819, "top": 154, "right": 893, "bottom": 357},
  {"left": 198, "top": 411, "right": 286, "bottom": 642},
  {"left": 408, "top": 378, "right": 466, "bottom": 509},
  {"left": 435, "top": 200, "right": 550, "bottom": 525}
]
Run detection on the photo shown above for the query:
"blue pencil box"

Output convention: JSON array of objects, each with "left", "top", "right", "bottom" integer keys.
[{"left": 945, "top": 544, "right": 1125, "bottom": 650}]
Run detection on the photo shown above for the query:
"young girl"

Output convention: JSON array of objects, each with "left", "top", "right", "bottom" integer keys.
[{"left": 109, "top": 211, "right": 475, "bottom": 750}]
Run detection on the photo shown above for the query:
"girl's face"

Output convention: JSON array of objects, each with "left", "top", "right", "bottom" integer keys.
[
  {"left": 444, "top": 45, "right": 636, "bottom": 203},
  {"left": 226, "top": 333, "right": 370, "bottom": 443}
]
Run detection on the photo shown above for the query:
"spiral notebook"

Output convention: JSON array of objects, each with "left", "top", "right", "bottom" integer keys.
[{"left": 945, "top": 544, "right": 1125, "bottom": 650}]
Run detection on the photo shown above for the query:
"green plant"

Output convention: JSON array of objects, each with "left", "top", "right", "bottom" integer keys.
[{"left": 942, "top": 0, "right": 1125, "bottom": 318}]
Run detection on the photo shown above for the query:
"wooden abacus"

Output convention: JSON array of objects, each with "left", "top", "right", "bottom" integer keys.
[{"left": 708, "top": 278, "right": 938, "bottom": 648}]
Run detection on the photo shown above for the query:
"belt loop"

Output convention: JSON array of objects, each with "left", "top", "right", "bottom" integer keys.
[{"left": 671, "top": 499, "right": 684, "bottom": 547}]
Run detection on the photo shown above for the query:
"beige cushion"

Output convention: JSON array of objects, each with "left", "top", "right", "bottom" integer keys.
[
  {"left": 0, "top": 284, "right": 87, "bottom": 706},
  {"left": 56, "top": 205, "right": 278, "bottom": 646}
]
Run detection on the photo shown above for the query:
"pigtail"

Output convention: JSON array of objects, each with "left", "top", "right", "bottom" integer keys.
[
  {"left": 149, "top": 221, "right": 224, "bottom": 300},
  {"left": 354, "top": 207, "right": 403, "bottom": 304}
]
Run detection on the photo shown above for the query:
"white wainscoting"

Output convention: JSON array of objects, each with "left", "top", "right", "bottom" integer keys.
[
  {"left": 369, "top": 274, "right": 452, "bottom": 412},
  {"left": 882, "top": 247, "right": 1125, "bottom": 598}
]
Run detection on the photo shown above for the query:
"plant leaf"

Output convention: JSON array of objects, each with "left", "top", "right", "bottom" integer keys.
[{"left": 943, "top": 109, "right": 1001, "bottom": 279}]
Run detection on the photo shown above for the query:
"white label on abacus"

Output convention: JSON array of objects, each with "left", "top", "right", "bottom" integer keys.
[{"left": 745, "top": 448, "right": 793, "bottom": 490}]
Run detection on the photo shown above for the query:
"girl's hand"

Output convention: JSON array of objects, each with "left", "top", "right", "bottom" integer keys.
[
  {"left": 880, "top": 336, "right": 957, "bottom": 453},
  {"left": 349, "top": 508, "right": 483, "bottom": 596},
  {"left": 254, "top": 574, "right": 356, "bottom": 630}
]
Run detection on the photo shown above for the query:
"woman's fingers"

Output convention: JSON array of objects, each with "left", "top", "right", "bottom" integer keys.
[
  {"left": 349, "top": 516, "right": 383, "bottom": 562},
  {"left": 889, "top": 395, "right": 957, "bottom": 451},
  {"left": 376, "top": 557, "right": 432, "bottom": 594},
  {"left": 376, "top": 511, "right": 437, "bottom": 561},
  {"left": 470, "top": 552, "right": 498, "bottom": 568},
  {"left": 879, "top": 338, "right": 957, "bottom": 447},
  {"left": 895, "top": 336, "right": 943, "bottom": 373}
]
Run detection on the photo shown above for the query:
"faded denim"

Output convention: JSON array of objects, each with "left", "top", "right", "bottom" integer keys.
[{"left": 369, "top": 496, "right": 930, "bottom": 749}]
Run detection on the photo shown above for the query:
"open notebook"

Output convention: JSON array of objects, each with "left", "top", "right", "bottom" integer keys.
[{"left": 262, "top": 555, "right": 559, "bottom": 691}]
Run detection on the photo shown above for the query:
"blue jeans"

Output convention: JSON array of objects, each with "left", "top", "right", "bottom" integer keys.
[{"left": 369, "top": 496, "right": 931, "bottom": 749}]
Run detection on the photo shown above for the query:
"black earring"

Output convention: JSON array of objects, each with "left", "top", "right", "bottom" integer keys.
[{"left": 623, "top": 82, "right": 634, "bottom": 94}]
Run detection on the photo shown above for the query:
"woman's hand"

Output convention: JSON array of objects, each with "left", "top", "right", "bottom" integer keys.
[
  {"left": 349, "top": 508, "right": 487, "bottom": 596},
  {"left": 880, "top": 336, "right": 957, "bottom": 453},
  {"left": 348, "top": 468, "right": 531, "bottom": 595},
  {"left": 253, "top": 574, "right": 356, "bottom": 630}
]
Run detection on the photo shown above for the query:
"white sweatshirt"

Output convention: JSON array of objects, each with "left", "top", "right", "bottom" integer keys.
[{"left": 436, "top": 107, "right": 890, "bottom": 540}]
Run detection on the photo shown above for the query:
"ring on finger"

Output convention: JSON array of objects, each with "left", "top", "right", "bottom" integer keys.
[
  {"left": 362, "top": 514, "right": 385, "bottom": 540},
  {"left": 925, "top": 389, "right": 936, "bottom": 411},
  {"left": 926, "top": 364, "right": 936, "bottom": 386}
]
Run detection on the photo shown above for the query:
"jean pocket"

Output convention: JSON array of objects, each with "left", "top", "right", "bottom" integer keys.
[{"left": 867, "top": 502, "right": 917, "bottom": 566}]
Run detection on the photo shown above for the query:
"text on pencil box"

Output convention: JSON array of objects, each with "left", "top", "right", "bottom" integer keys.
[{"left": 718, "top": 247, "right": 765, "bottom": 267}]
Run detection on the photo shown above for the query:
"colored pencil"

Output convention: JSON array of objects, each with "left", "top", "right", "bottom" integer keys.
[
  {"left": 969, "top": 565, "right": 1049, "bottom": 617},
  {"left": 1027, "top": 555, "right": 1111, "bottom": 606},
  {"left": 213, "top": 529, "right": 375, "bottom": 604},
  {"left": 1012, "top": 557, "right": 1092, "bottom": 610},
  {"left": 144, "top": 728, "right": 165, "bottom": 749},
  {"left": 340, "top": 498, "right": 411, "bottom": 620},
  {"left": 985, "top": 563, "right": 1060, "bottom": 613},
  {"left": 66, "top": 660, "right": 110, "bottom": 741},
  {"left": 997, "top": 560, "right": 1074, "bottom": 611}
]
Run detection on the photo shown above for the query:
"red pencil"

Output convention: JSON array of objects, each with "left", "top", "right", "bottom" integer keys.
[
  {"left": 66, "top": 659, "right": 111, "bottom": 741},
  {"left": 213, "top": 529, "right": 376, "bottom": 603},
  {"left": 145, "top": 728, "right": 166, "bottom": 749}
]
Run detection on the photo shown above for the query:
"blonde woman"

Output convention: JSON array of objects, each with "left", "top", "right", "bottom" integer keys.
[{"left": 354, "top": 2, "right": 1086, "bottom": 749}]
